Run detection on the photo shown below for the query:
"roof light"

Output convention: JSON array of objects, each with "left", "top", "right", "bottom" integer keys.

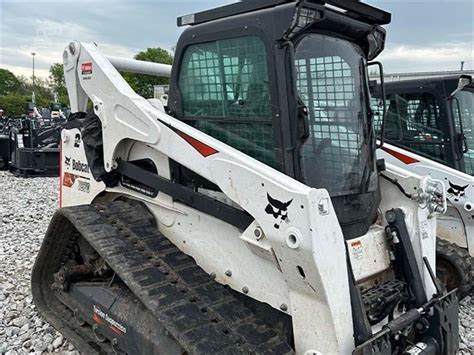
[{"left": 367, "top": 26, "right": 386, "bottom": 60}]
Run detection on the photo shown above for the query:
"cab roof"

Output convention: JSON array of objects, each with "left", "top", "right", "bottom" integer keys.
[{"left": 178, "top": 0, "right": 391, "bottom": 27}]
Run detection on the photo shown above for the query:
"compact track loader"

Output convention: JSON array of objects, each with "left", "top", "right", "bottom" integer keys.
[
  {"left": 373, "top": 76, "right": 474, "bottom": 296},
  {"left": 32, "top": 1, "right": 459, "bottom": 353}
]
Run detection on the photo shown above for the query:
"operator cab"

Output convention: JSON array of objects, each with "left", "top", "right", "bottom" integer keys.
[
  {"left": 168, "top": 0, "right": 390, "bottom": 238},
  {"left": 372, "top": 75, "right": 474, "bottom": 174}
]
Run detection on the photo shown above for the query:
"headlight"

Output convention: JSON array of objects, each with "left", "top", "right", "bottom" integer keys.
[{"left": 367, "top": 26, "right": 386, "bottom": 60}]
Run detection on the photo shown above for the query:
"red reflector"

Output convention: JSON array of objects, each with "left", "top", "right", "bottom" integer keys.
[
  {"left": 177, "top": 130, "right": 218, "bottom": 157},
  {"left": 382, "top": 146, "right": 419, "bottom": 165},
  {"left": 59, "top": 140, "right": 62, "bottom": 208},
  {"left": 92, "top": 313, "right": 104, "bottom": 325},
  {"left": 62, "top": 172, "right": 77, "bottom": 187}
]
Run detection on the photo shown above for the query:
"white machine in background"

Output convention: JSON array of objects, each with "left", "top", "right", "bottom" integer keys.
[{"left": 374, "top": 75, "right": 474, "bottom": 296}]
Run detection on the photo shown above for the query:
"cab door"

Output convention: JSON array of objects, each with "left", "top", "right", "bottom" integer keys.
[{"left": 381, "top": 89, "right": 457, "bottom": 169}]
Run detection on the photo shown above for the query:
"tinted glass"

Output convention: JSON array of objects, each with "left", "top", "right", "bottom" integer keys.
[
  {"left": 180, "top": 36, "right": 271, "bottom": 119},
  {"left": 379, "top": 93, "right": 446, "bottom": 163},
  {"left": 295, "top": 34, "right": 376, "bottom": 196},
  {"left": 455, "top": 89, "right": 474, "bottom": 174},
  {"left": 179, "top": 36, "right": 276, "bottom": 168}
]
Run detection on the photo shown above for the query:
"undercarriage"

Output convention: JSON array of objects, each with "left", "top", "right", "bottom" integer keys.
[
  {"left": 32, "top": 201, "right": 294, "bottom": 354},
  {"left": 32, "top": 200, "right": 459, "bottom": 354}
]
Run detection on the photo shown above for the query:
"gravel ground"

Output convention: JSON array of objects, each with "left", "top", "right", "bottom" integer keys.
[
  {"left": 0, "top": 172, "right": 76, "bottom": 354},
  {"left": 0, "top": 170, "right": 473, "bottom": 354}
]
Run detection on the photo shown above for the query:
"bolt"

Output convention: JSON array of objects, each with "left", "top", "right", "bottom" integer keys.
[
  {"left": 225, "top": 270, "right": 232, "bottom": 277},
  {"left": 254, "top": 227, "right": 264, "bottom": 241},
  {"left": 209, "top": 272, "right": 216, "bottom": 280},
  {"left": 280, "top": 304, "right": 288, "bottom": 312},
  {"left": 385, "top": 210, "right": 396, "bottom": 223},
  {"left": 242, "top": 286, "right": 249, "bottom": 294}
]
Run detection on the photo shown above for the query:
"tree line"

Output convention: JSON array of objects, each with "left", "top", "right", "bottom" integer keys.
[{"left": 0, "top": 47, "right": 173, "bottom": 117}]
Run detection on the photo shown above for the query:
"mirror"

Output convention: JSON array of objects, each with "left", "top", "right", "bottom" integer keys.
[{"left": 449, "top": 75, "right": 473, "bottom": 98}]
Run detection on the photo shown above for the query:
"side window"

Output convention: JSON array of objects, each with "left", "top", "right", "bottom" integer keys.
[
  {"left": 370, "top": 97, "right": 385, "bottom": 136},
  {"left": 179, "top": 36, "right": 277, "bottom": 168},
  {"left": 386, "top": 93, "right": 446, "bottom": 162}
]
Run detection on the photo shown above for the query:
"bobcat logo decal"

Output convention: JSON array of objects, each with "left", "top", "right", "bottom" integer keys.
[
  {"left": 265, "top": 193, "right": 293, "bottom": 229},
  {"left": 447, "top": 181, "right": 469, "bottom": 202},
  {"left": 64, "top": 156, "right": 71, "bottom": 167}
]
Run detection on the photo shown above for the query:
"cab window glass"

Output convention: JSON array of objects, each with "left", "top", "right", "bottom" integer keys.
[
  {"left": 381, "top": 93, "right": 446, "bottom": 163},
  {"left": 454, "top": 89, "right": 474, "bottom": 174},
  {"left": 179, "top": 36, "right": 277, "bottom": 168}
]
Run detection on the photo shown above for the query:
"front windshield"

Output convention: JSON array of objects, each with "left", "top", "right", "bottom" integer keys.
[
  {"left": 295, "top": 34, "right": 376, "bottom": 196},
  {"left": 455, "top": 88, "right": 474, "bottom": 174}
]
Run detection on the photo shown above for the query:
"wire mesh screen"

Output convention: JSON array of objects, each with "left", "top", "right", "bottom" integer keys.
[
  {"left": 295, "top": 55, "right": 362, "bottom": 190},
  {"left": 179, "top": 36, "right": 276, "bottom": 168},
  {"left": 383, "top": 93, "right": 446, "bottom": 163},
  {"left": 452, "top": 91, "right": 474, "bottom": 175},
  {"left": 370, "top": 97, "right": 384, "bottom": 135},
  {"left": 180, "top": 36, "right": 271, "bottom": 119},
  {"left": 194, "top": 121, "right": 274, "bottom": 166}
]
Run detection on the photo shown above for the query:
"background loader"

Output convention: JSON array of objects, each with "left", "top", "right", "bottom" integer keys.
[
  {"left": 373, "top": 75, "right": 474, "bottom": 296},
  {"left": 31, "top": 1, "right": 458, "bottom": 353}
]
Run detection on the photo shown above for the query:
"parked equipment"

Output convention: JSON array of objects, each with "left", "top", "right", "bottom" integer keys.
[
  {"left": 373, "top": 75, "right": 474, "bottom": 296},
  {"left": 32, "top": 1, "right": 458, "bottom": 354},
  {"left": 0, "top": 117, "right": 22, "bottom": 169},
  {"left": 8, "top": 117, "right": 64, "bottom": 177}
]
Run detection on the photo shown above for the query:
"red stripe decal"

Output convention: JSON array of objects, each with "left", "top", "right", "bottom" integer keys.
[
  {"left": 93, "top": 313, "right": 104, "bottom": 324},
  {"left": 177, "top": 130, "right": 218, "bottom": 157},
  {"left": 110, "top": 325, "right": 123, "bottom": 335},
  {"left": 382, "top": 146, "right": 419, "bottom": 165},
  {"left": 59, "top": 139, "right": 62, "bottom": 208}
]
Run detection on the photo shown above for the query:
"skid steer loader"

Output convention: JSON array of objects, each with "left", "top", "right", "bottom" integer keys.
[
  {"left": 373, "top": 75, "right": 474, "bottom": 296},
  {"left": 31, "top": 1, "right": 458, "bottom": 354}
]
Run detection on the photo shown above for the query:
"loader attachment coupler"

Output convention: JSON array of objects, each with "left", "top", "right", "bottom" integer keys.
[{"left": 353, "top": 290, "right": 459, "bottom": 355}]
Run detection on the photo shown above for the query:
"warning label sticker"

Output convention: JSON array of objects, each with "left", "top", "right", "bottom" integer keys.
[
  {"left": 93, "top": 305, "right": 127, "bottom": 335},
  {"left": 351, "top": 240, "right": 364, "bottom": 260},
  {"left": 81, "top": 62, "right": 93, "bottom": 75}
]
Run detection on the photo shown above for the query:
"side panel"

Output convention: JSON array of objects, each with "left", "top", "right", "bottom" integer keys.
[
  {"left": 378, "top": 143, "right": 474, "bottom": 256},
  {"left": 379, "top": 163, "right": 438, "bottom": 299},
  {"left": 61, "top": 128, "right": 106, "bottom": 206}
]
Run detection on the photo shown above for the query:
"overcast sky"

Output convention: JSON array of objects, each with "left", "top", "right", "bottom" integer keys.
[{"left": 0, "top": 0, "right": 472, "bottom": 79}]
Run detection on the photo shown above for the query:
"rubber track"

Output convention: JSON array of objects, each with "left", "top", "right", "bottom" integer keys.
[
  {"left": 62, "top": 201, "right": 293, "bottom": 354},
  {"left": 436, "top": 238, "right": 473, "bottom": 298}
]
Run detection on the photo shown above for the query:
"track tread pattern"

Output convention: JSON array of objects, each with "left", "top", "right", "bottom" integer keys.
[{"left": 63, "top": 201, "right": 293, "bottom": 354}]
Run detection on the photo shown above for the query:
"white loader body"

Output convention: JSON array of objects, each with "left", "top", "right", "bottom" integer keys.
[{"left": 59, "top": 41, "right": 445, "bottom": 354}]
